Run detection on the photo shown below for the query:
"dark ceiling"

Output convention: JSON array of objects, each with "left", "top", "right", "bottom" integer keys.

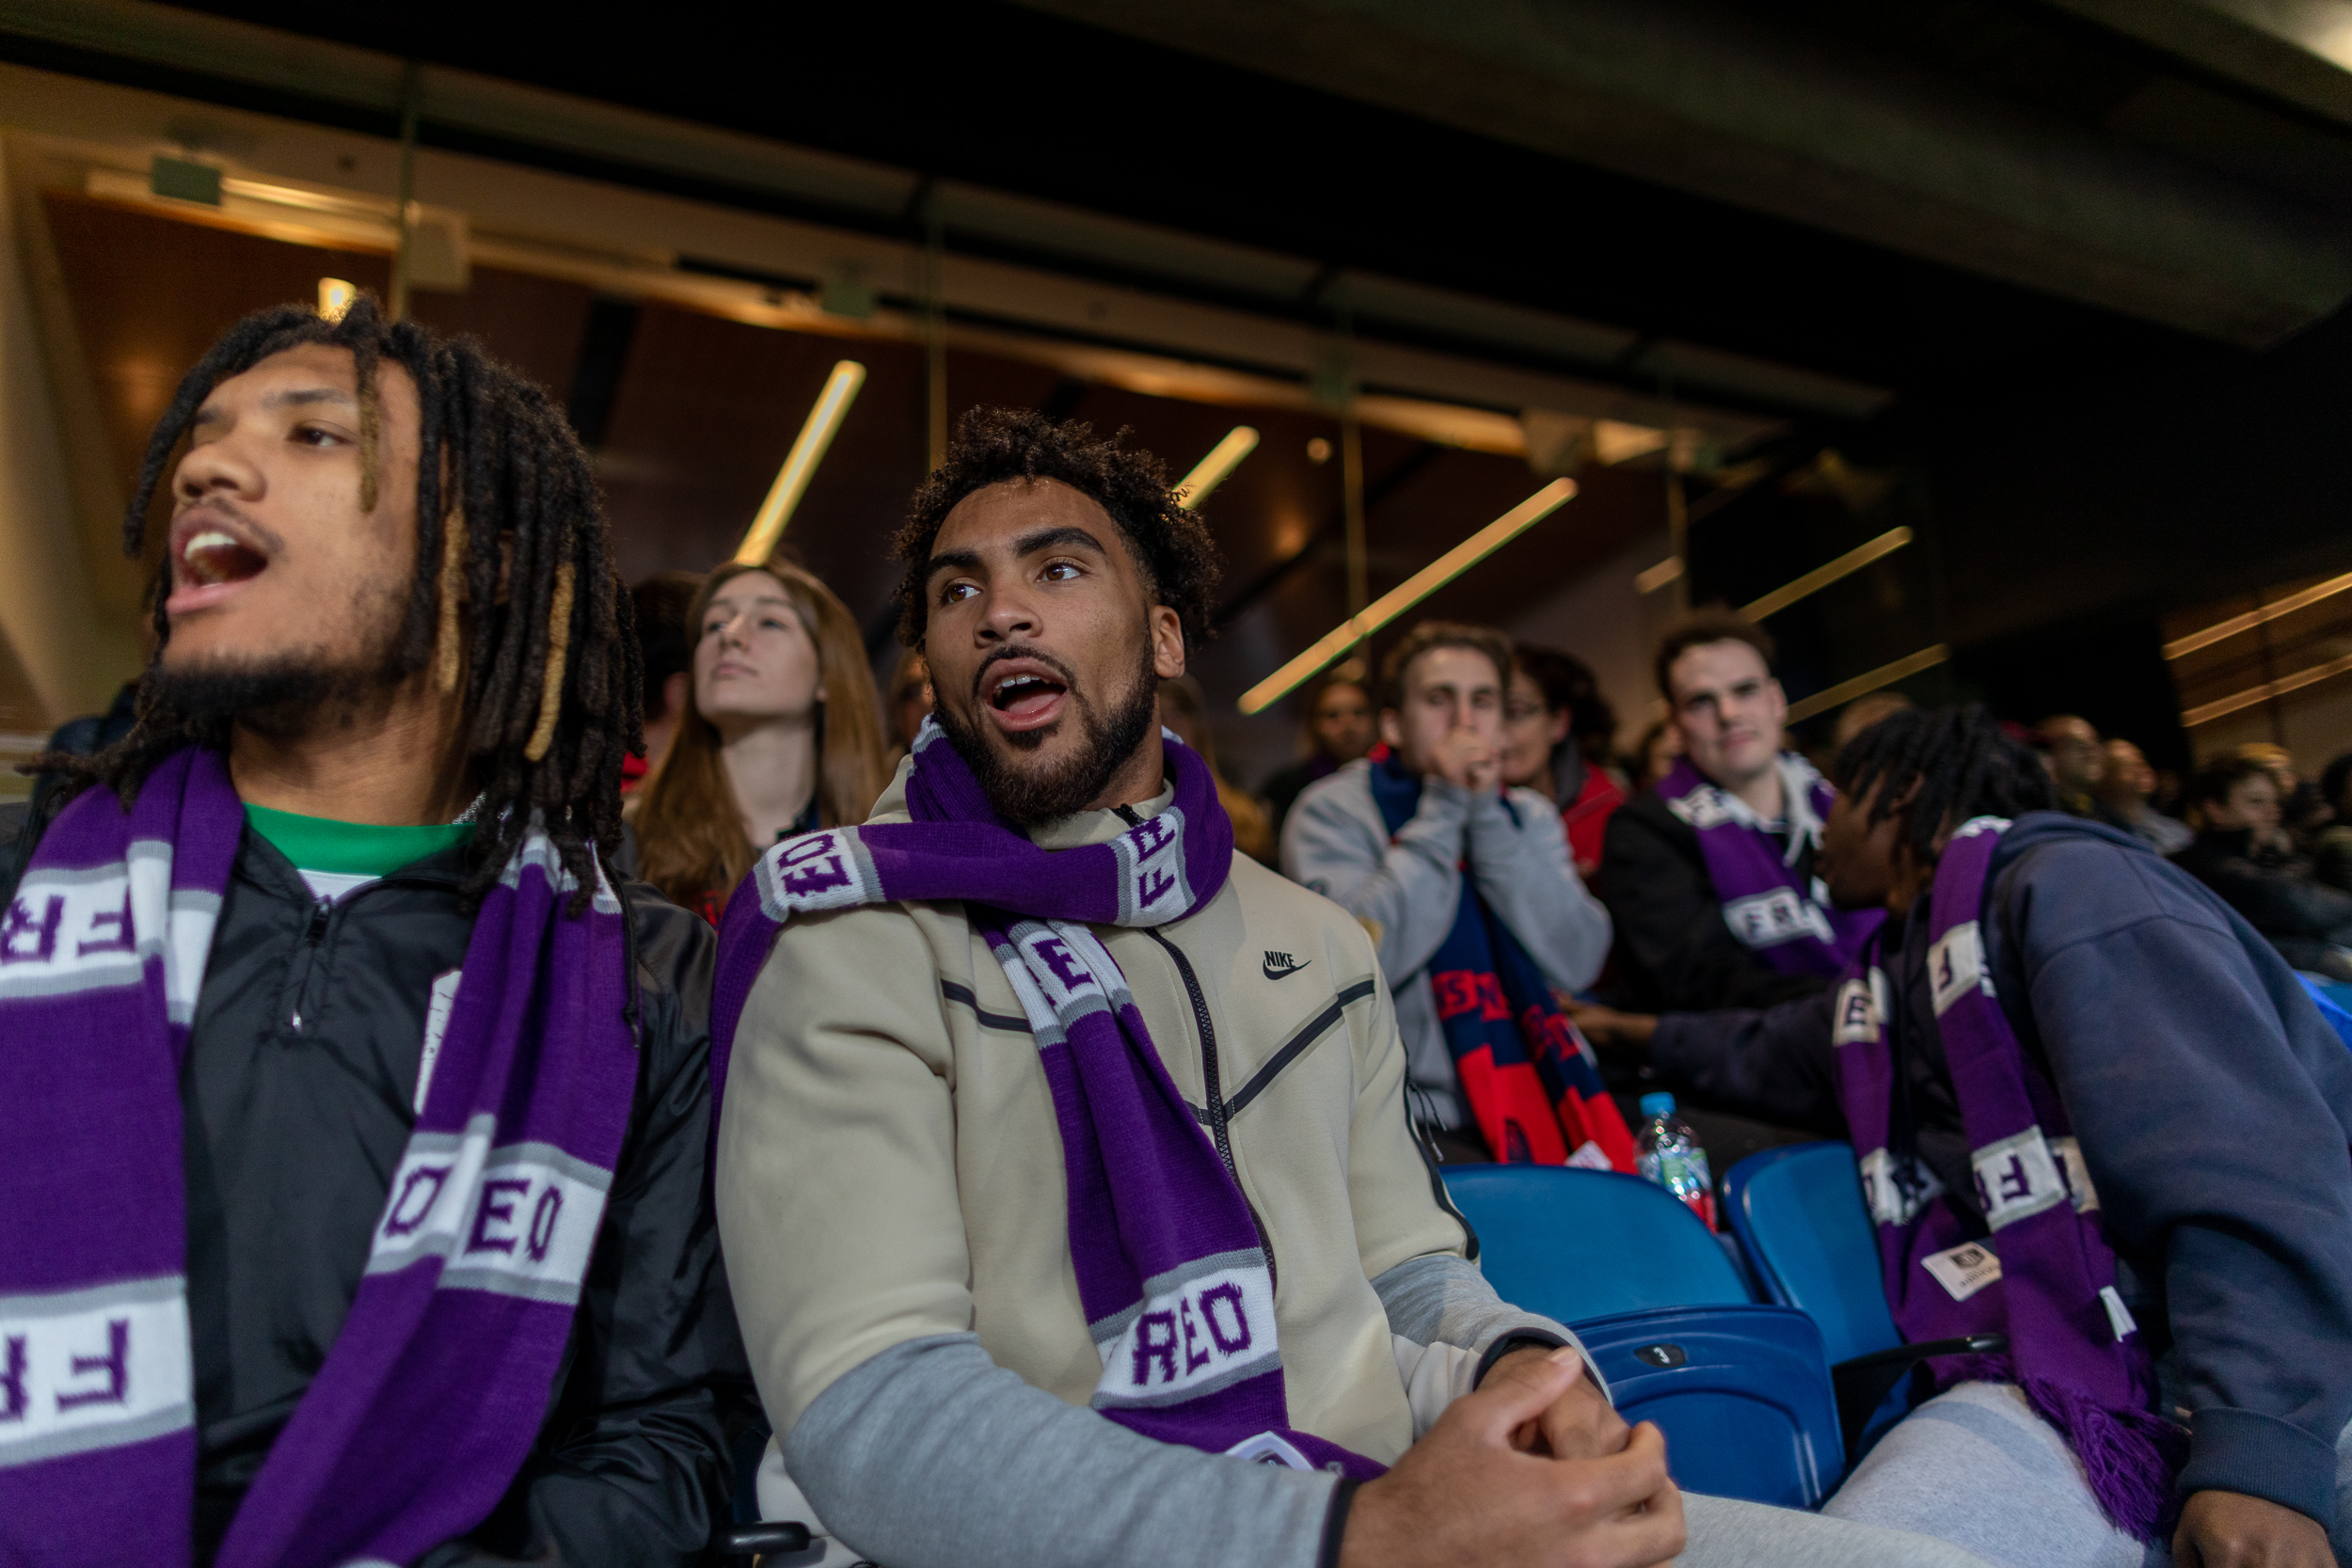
[
  {"left": 82, "top": 0, "right": 2293, "bottom": 399},
  {"left": 24, "top": 0, "right": 2352, "bottom": 761}
]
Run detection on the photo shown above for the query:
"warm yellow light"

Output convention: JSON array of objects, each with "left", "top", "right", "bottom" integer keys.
[
  {"left": 1174, "top": 426, "right": 1260, "bottom": 510},
  {"left": 2164, "top": 570, "right": 2352, "bottom": 659},
  {"left": 2182, "top": 649, "right": 2352, "bottom": 726},
  {"left": 1237, "top": 479, "right": 1578, "bottom": 715},
  {"left": 1742, "top": 526, "right": 1914, "bottom": 621},
  {"left": 736, "top": 361, "right": 866, "bottom": 565},
  {"left": 1785, "top": 643, "right": 1949, "bottom": 723},
  {"left": 1634, "top": 557, "right": 1684, "bottom": 595},
  {"left": 317, "top": 277, "right": 357, "bottom": 321}
]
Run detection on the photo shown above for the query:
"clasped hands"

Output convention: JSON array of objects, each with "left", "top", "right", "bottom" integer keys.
[{"left": 1338, "top": 1343, "right": 1686, "bottom": 1568}]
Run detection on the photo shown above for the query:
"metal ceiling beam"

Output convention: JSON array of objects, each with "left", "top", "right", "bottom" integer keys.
[
  {"left": 1010, "top": 0, "right": 2352, "bottom": 347},
  {"left": 0, "top": 0, "right": 1881, "bottom": 421}
]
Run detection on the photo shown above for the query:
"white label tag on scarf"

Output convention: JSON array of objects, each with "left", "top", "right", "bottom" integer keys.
[
  {"left": 2099, "top": 1285, "right": 2137, "bottom": 1340},
  {"left": 1920, "top": 1241, "right": 2003, "bottom": 1301},
  {"left": 1565, "top": 1139, "right": 1613, "bottom": 1171},
  {"left": 1224, "top": 1431, "right": 1313, "bottom": 1469},
  {"left": 1832, "top": 970, "right": 1889, "bottom": 1046},
  {"left": 1929, "top": 920, "right": 1993, "bottom": 1014},
  {"left": 1722, "top": 887, "right": 1834, "bottom": 950},
  {"left": 1971, "top": 1127, "right": 2070, "bottom": 1230},
  {"left": 414, "top": 969, "right": 462, "bottom": 1115}
]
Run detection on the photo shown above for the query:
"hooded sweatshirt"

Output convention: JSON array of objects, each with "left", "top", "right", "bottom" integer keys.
[{"left": 1650, "top": 813, "right": 2352, "bottom": 1528}]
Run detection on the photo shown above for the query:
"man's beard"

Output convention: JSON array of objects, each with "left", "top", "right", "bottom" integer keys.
[
  {"left": 932, "top": 642, "right": 1161, "bottom": 830},
  {"left": 147, "top": 585, "right": 414, "bottom": 741}
]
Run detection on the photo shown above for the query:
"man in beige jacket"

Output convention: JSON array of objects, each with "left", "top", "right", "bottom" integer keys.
[{"left": 714, "top": 409, "right": 1987, "bottom": 1568}]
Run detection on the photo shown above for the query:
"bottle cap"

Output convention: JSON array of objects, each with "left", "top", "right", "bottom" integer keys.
[{"left": 1639, "top": 1092, "right": 1677, "bottom": 1118}]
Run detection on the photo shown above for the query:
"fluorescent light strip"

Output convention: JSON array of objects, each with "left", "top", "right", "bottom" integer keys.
[
  {"left": 1237, "top": 479, "right": 1578, "bottom": 715},
  {"left": 1634, "top": 557, "right": 1684, "bottom": 595},
  {"left": 735, "top": 361, "right": 867, "bottom": 564},
  {"left": 2163, "top": 570, "right": 2352, "bottom": 660},
  {"left": 2181, "top": 650, "right": 2352, "bottom": 727},
  {"left": 1785, "top": 643, "right": 1949, "bottom": 724},
  {"left": 1742, "top": 527, "right": 1913, "bottom": 621},
  {"left": 1175, "top": 426, "right": 1260, "bottom": 510}
]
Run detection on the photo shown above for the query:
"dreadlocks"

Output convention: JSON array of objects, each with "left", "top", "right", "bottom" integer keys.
[
  {"left": 40, "top": 293, "right": 639, "bottom": 913},
  {"left": 1834, "top": 703, "right": 2054, "bottom": 865}
]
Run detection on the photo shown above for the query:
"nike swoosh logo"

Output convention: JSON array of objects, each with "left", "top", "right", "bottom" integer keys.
[{"left": 1262, "top": 953, "right": 1311, "bottom": 980}]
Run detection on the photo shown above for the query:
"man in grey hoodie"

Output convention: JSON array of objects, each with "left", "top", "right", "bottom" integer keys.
[{"left": 1283, "top": 622, "right": 1615, "bottom": 1163}]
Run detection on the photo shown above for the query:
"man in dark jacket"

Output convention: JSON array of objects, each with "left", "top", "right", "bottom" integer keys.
[
  {"left": 1597, "top": 611, "right": 1873, "bottom": 1013},
  {"left": 2171, "top": 753, "right": 2352, "bottom": 979},
  {"left": 0, "top": 299, "right": 747, "bottom": 1564},
  {"left": 1576, "top": 707, "right": 2352, "bottom": 1568}
]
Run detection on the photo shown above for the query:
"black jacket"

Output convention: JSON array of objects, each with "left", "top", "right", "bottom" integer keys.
[
  {"left": 2, "top": 810, "right": 752, "bottom": 1564},
  {"left": 1651, "top": 815, "right": 2352, "bottom": 1528},
  {"left": 1595, "top": 787, "right": 1835, "bottom": 1013},
  {"left": 2169, "top": 827, "right": 2352, "bottom": 974}
]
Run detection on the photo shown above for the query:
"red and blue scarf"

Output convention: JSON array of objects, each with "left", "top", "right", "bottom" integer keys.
[{"left": 1366, "top": 755, "right": 1634, "bottom": 1169}]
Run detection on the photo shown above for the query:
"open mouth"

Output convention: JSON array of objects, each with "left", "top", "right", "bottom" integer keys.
[
  {"left": 990, "top": 671, "right": 1069, "bottom": 723},
  {"left": 178, "top": 529, "right": 267, "bottom": 590}
]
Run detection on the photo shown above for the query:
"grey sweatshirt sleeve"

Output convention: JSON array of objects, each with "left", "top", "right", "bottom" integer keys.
[
  {"left": 1371, "top": 1253, "right": 1603, "bottom": 1394},
  {"left": 1283, "top": 772, "right": 1470, "bottom": 987},
  {"left": 784, "top": 1334, "right": 1342, "bottom": 1568},
  {"left": 1465, "top": 788, "right": 1613, "bottom": 995}
]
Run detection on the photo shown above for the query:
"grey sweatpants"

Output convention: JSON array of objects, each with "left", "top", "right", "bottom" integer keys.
[
  {"left": 1822, "top": 1382, "right": 2352, "bottom": 1568},
  {"left": 1681, "top": 1494, "right": 1994, "bottom": 1566}
]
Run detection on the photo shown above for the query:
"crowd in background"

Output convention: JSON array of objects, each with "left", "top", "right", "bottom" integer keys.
[{"left": 606, "top": 553, "right": 2352, "bottom": 1017}]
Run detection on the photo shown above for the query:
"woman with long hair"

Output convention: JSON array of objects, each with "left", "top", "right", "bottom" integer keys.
[{"left": 630, "top": 558, "right": 887, "bottom": 919}]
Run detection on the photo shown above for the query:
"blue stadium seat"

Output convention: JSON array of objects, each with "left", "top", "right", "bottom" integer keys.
[
  {"left": 1719, "top": 1143, "right": 1899, "bottom": 1365},
  {"left": 1441, "top": 1164, "right": 1753, "bottom": 1324},
  {"left": 1723, "top": 1141, "right": 2006, "bottom": 1459},
  {"left": 1574, "top": 1305, "right": 1844, "bottom": 1509},
  {"left": 2296, "top": 973, "right": 2352, "bottom": 1051}
]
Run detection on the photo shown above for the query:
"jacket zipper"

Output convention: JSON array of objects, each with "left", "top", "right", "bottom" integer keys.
[
  {"left": 285, "top": 872, "right": 454, "bottom": 1033},
  {"left": 1142, "top": 925, "right": 1277, "bottom": 1287},
  {"left": 286, "top": 896, "right": 332, "bottom": 1032}
]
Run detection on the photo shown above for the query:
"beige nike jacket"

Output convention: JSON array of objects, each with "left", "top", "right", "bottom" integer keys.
[{"left": 715, "top": 761, "right": 1573, "bottom": 1485}]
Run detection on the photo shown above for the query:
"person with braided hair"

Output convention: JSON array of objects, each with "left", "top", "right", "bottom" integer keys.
[
  {"left": 0, "top": 296, "right": 750, "bottom": 1565},
  {"left": 1573, "top": 705, "right": 2352, "bottom": 1568}
]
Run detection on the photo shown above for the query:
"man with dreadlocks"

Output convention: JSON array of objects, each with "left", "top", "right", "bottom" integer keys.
[
  {"left": 1575, "top": 705, "right": 2352, "bottom": 1568},
  {"left": 0, "top": 298, "right": 747, "bottom": 1565},
  {"left": 707, "top": 408, "right": 1988, "bottom": 1568}
]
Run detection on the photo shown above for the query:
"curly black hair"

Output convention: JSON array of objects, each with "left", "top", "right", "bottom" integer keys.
[
  {"left": 890, "top": 407, "right": 1222, "bottom": 651},
  {"left": 1833, "top": 703, "right": 2054, "bottom": 865},
  {"left": 39, "top": 293, "right": 639, "bottom": 914}
]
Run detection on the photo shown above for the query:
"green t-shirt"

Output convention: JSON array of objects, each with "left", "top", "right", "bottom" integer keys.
[{"left": 246, "top": 804, "right": 472, "bottom": 902}]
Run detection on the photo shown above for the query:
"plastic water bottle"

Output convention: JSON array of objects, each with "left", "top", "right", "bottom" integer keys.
[{"left": 1635, "top": 1092, "right": 1717, "bottom": 1231}]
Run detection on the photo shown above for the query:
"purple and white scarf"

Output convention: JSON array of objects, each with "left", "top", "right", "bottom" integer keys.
[
  {"left": 1660, "top": 753, "right": 1881, "bottom": 976},
  {"left": 711, "top": 721, "right": 1380, "bottom": 1479},
  {"left": 0, "top": 747, "right": 637, "bottom": 1566},
  {"left": 1830, "top": 816, "right": 2184, "bottom": 1541}
]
